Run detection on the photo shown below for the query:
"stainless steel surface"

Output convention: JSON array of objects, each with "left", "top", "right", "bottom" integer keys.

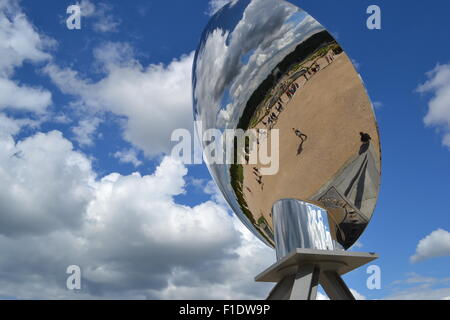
[
  {"left": 193, "top": 0, "right": 381, "bottom": 250},
  {"left": 273, "top": 199, "right": 338, "bottom": 260}
]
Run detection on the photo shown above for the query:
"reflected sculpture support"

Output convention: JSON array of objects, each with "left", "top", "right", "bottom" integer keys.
[
  {"left": 193, "top": 0, "right": 381, "bottom": 300},
  {"left": 273, "top": 200, "right": 337, "bottom": 260}
]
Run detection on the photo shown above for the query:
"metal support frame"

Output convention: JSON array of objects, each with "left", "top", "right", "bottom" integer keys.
[{"left": 256, "top": 248, "right": 378, "bottom": 300}]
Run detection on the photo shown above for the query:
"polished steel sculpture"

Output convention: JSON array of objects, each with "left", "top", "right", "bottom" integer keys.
[{"left": 193, "top": 0, "right": 381, "bottom": 300}]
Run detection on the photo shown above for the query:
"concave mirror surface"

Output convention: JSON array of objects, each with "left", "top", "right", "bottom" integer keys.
[{"left": 192, "top": 0, "right": 381, "bottom": 250}]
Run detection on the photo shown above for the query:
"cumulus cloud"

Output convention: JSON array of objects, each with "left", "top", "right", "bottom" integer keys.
[
  {"left": 80, "top": 158, "right": 273, "bottom": 299},
  {"left": 410, "top": 229, "right": 450, "bottom": 263},
  {"left": 0, "top": 115, "right": 96, "bottom": 237},
  {"left": 0, "top": 78, "right": 51, "bottom": 112},
  {"left": 72, "top": 117, "right": 101, "bottom": 147},
  {"left": 417, "top": 63, "right": 450, "bottom": 148},
  {"left": 0, "top": 117, "right": 275, "bottom": 298},
  {"left": 0, "top": 0, "right": 373, "bottom": 300},
  {"left": 93, "top": 42, "right": 136, "bottom": 69},
  {"left": 80, "top": 0, "right": 121, "bottom": 32},
  {"left": 44, "top": 46, "right": 194, "bottom": 157},
  {"left": 113, "top": 148, "right": 142, "bottom": 167},
  {"left": 0, "top": 0, "right": 53, "bottom": 112}
]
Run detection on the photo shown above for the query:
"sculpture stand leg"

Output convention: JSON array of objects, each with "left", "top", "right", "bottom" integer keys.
[
  {"left": 267, "top": 264, "right": 320, "bottom": 300},
  {"left": 256, "top": 248, "right": 378, "bottom": 300},
  {"left": 320, "top": 271, "right": 355, "bottom": 300}
]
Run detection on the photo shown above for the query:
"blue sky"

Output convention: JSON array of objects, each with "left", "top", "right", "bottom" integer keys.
[{"left": 0, "top": 0, "right": 449, "bottom": 300}]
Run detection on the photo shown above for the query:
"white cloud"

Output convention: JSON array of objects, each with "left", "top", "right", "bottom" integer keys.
[
  {"left": 0, "top": 0, "right": 53, "bottom": 74},
  {"left": 385, "top": 283, "right": 450, "bottom": 300},
  {"left": 386, "top": 273, "right": 450, "bottom": 300},
  {"left": 72, "top": 117, "right": 101, "bottom": 147},
  {"left": 206, "top": 0, "right": 239, "bottom": 16},
  {"left": 52, "top": 113, "right": 72, "bottom": 124},
  {"left": 317, "top": 292, "right": 329, "bottom": 300},
  {"left": 0, "top": 119, "right": 275, "bottom": 298},
  {"left": 410, "top": 229, "right": 450, "bottom": 263},
  {"left": 0, "top": 78, "right": 51, "bottom": 112},
  {"left": 373, "top": 101, "right": 383, "bottom": 109},
  {"left": 0, "top": 114, "right": 381, "bottom": 299},
  {"left": 79, "top": 0, "right": 95, "bottom": 17},
  {"left": 350, "top": 241, "right": 364, "bottom": 250},
  {"left": 0, "top": 0, "right": 373, "bottom": 300},
  {"left": 0, "top": 116, "right": 96, "bottom": 236},
  {"left": 0, "top": 112, "right": 22, "bottom": 137},
  {"left": 403, "top": 272, "right": 438, "bottom": 284},
  {"left": 350, "top": 289, "right": 366, "bottom": 300},
  {"left": 113, "top": 148, "right": 142, "bottom": 167},
  {"left": 93, "top": 42, "right": 135, "bottom": 69},
  {"left": 351, "top": 58, "right": 361, "bottom": 70},
  {"left": 317, "top": 288, "right": 365, "bottom": 300},
  {"left": 207, "top": 0, "right": 229, "bottom": 16},
  {"left": 417, "top": 63, "right": 450, "bottom": 148},
  {"left": 44, "top": 50, "right": 194, "bottom": 157},
  {"left": 79, "top": 158, "right": 274, "bottom": 298},
  {"left": 0, "top": 0, "right": 53, "bottom": 112},
  {"left": 193, "top": 0, "right": 324, "bottom": 239},
  {"left": 80, "top": 0, "right": 121, "bottom": 32},
  {"left": 0, "top": 113, "right": 40, "bottom": 137},
  {"left": 195, "top": 0, "right": 323, "bottom": 133}
]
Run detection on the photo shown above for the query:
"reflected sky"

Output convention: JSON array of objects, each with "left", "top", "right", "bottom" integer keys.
[
  {"left": 193, "top": 0, "right": 324, "bottom": 134},
  {"left": 192, "top": 0, "right": 380, "bottom": 250},
  {"left": 193, "top": 0, "right": 327, "bottom": 246}
]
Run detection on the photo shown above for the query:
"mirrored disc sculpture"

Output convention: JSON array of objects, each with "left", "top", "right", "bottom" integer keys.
[{"left": 192, "top": 0, "right": 381, "bottom": 261}]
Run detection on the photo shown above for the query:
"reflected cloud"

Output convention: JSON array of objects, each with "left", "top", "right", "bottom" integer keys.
[{"left": 193, "top": 0, "right": 381, "bottom": 251}]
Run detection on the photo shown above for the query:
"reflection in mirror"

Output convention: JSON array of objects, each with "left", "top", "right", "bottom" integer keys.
[{"left": 193, "top": 0, "right": 381, "bottom": 253}]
